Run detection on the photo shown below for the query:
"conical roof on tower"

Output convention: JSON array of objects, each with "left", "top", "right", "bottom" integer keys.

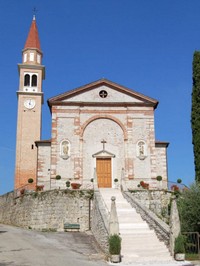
[{"left": 24, "top": 15, "right": 41, "bottom": 50}]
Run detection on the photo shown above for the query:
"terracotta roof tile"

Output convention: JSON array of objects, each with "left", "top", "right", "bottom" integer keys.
[{"left": 24, "top": 16, "right": 41, "bottom": 50}]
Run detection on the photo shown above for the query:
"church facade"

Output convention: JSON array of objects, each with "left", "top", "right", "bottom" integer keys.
[{"left": 15, "top": 17, "right": 169, "bottom": 191}]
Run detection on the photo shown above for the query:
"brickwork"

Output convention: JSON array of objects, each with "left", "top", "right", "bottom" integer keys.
[
  {"left": 15, "top": 17, "right": 45, "bottom": 190},
  {"left": 35, "top": 80, "right": 169, "bottom": 190},
  {"left": 36, "top": 141, "right": 51, "bottom": 190}
]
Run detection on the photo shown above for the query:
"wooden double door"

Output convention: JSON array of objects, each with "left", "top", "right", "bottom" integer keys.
[{"left": 96, "top": 158, "right": 112, "bottom": 188}]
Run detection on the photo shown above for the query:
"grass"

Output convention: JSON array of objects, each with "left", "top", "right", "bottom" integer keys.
[{"left": 185, "top": 253, "right": 200, "bottom": 260}]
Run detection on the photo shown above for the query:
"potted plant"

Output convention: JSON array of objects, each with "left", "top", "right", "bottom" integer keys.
[
  {"left": 114, "top": 178, "right": 119, "bottom": 189},
  {"left": 177, "top": 178, "right": 182, "bottom": 184},
  {"left": 56, "top": 175, "right": 61, "bottom": 180},
  {"left": 156, "top": 175, "right": 162, "bottom": 189},
  {"left": 71, "top": 183, "right": 81, "bottom": 189},
  {"left": 174, "top": 233, "right": 185, "bottom": 261},
  {"left": 140, "top": 181, "right": 149, "bottom": 189},
  {"left": 20, "top": 188, "right": 25, "bottom": 195},
  {"left": 28, "top": 178, "right": 34, "bottom": 183},
  {"left": 109, "top": 234, "right": 121, "bottom": 263},
  {"left": 36, "top": 185, "right": 44, "bottom": 192},
  {"left": 66, "top": 181, "right": 71, "bottom": 188}
]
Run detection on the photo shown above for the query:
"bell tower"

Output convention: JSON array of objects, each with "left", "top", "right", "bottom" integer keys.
[{"left": 15, "top": 16, "right": 45, "bottom": 189}]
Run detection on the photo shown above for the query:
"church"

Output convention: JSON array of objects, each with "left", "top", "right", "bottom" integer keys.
[{"left": 14, "top": 17, "right": 169, "bottom": 192}]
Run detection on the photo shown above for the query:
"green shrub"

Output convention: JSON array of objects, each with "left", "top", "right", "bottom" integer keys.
[
  {"left": 114, "top": 178, "right": 118, "bottom": 182},
  {"left": 28, "top": 178, "right": 34, "bottom": 183},
  {"left": 66, "top": 181, "right": 70, "bottom": 187},
  {"left": 156, "top": 175, "right": 162, "bottom": 181},
  {"left": 56, "top": 175, "right": 61, "bottom": 180},
  {"left": 109, "top": 234, "right": 121, "bottom": 255},
  {"left": 174, "top": 234, "right": 186, "bottom": 254}
]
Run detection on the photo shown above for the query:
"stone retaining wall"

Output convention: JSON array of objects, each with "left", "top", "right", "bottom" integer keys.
[
  {"left": 0, "top": 189, "right": 92, "bottom": 232},
  {"left": 129, "top": 190, "right": 172, "bottom": 221},
  {"left": 91, "top": 191, "right": 109, "bottom": 254}
]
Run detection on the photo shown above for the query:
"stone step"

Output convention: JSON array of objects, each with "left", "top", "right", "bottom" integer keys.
[{"left": 99, "top": 188, "right": 172, "bottom": 262}]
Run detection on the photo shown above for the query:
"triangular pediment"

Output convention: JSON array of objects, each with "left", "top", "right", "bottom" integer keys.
[
  {"left": 48, "top": 78, "right": 158, "bottom": 109},
  {"left": 92, "top": 149, "right": 115, "bottom": 158}
]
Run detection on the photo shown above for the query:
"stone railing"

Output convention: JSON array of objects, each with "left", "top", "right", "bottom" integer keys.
[
  {"left": 91, "top": 190, "right": 109, "bottom": 254},
  {"left": 123, "top": 191, "right": 170, "bottom": 247}
]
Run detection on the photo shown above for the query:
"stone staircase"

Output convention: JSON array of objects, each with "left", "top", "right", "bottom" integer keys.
[{"left": 99, "top": 188, "right": 173, "bottom": 263}]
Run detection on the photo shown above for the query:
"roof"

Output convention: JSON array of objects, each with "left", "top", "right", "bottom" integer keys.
[
  {"left": 48, "top": 78, "right": 159, "bottom": 109},
  {"left": 155, "top": 141, "right": 169, "bottom": 147},
  {"left": 24, "top": 16, "right": 41, "bottom": 50}
]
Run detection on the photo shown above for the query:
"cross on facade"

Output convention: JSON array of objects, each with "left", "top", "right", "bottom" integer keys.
[
  {"left": 99, "top": 90, "right": 108, "bottom": 98},
  {"left": 101, "top": 139, "right": 107, "bottom": 150}
]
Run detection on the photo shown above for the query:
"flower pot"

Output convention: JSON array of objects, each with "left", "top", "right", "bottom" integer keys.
[
  {"left": 111, "top": 254, "right": 120, "bottom": 263},
  {"left": 71, "top": 183, "right": 81, "bottom": 189},
  {"left": 175, "top": 253, "right": 185, "bottom": 261}
]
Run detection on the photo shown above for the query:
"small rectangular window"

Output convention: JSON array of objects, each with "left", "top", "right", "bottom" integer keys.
[
  {"left": 37, "top": 54, "right": 41, "bottom": 64},
  {"left": 30, "top": 53, "right": 34, "bottom": 61},
  {"left": 24, "top": 53, "right": 27, "bottom": 62}
]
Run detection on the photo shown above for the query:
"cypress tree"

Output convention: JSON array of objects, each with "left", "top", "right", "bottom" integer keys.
[{"left": 191, "top": 51, "right": 200, "bottom": 183}]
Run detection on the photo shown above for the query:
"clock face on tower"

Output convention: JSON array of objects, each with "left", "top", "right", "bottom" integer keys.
[{"left": 24, "top": 99, "right": 36, "bottom": 109}]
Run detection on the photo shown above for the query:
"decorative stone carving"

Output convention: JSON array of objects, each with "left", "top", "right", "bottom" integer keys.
[
  {"left": 60, "top": 139, "right": 70, "bottom": 159},
  {"left": 136, "top": 140, "right": 147, "bottom": 160}
]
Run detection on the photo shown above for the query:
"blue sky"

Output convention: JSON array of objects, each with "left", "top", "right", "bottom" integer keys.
[{"left": 0, "top": 0, "right": 199, "bottom": 194}]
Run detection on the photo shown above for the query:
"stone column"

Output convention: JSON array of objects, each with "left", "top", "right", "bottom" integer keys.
[
  {"left": 169, "top": 196, "right": 181, "bottom": 256},
  {"left": 109, "top": 196, "right": 119, "bottom": 235}
]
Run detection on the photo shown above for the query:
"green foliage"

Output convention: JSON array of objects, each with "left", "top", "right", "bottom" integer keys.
[
  {"left": 177, "top": 178, "right": 182, "bottom": 184},
  {"left": 56, "top": 175, "right": 61, "bottom": 180},
  {"left": 185, "top": 253, "right": 200, "bottom": 260},
  {"left": 114, "top": 178, "right": 118, "bottom": 182},
  {"left": 156, "top": 175, "right": 162, "bottom": 181},
  {"left": 174, "top": 234, "right": 186, "bottom": 254},
  {"left": 28, "top": 178, "right": 34, "bottom": 183},
  {"left": 177, "top": 184, "right": 200, "bottom": 233},
  {"left": 191, "top": 51, "right": 200, "bottom": 183},
  {"left": 66, "top": 181, "right": 70, "bottom": 187},
  {"left": 109, "top": 234, "right": 121, "bottom": 255}
]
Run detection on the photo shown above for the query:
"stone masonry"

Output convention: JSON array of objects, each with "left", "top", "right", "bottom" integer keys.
[{"left": 0, "top": 190, "right": 92, "bottom": 232}]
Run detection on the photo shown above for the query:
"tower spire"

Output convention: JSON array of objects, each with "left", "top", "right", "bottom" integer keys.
[{"left": 24, "top": 16, "right": 41, "bottom": 50}]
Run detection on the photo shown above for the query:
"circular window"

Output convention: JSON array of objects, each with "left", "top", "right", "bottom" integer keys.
[{"left": 99, "top": 90, "right": 108, "bottom": 98}]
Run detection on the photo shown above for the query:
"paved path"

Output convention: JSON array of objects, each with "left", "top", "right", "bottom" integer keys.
[
  {"left": 0, "top": 224, "right": 107, "bottom": 266},
  {"left": 0, "top": 224, "right": 197, "bottom": 266}
]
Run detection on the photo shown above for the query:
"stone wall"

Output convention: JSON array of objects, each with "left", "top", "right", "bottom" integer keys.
[
  {"left": 91, "top": 191, "right": 109, "bottom": 254},
  {"left": 123, "top": 191, "right": 170, "bottom": 247},
  {"left": 128, "top": 190, "right": 172, "bottom": 221},
  {"left": 0, "top": 189, "right": 92, "bottom": 232}
]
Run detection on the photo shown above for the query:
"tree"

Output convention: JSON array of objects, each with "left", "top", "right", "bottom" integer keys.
[
  {"left": 191, "top": 51, "right": 200, "bottom": 183},
  {"left": 177, "top": 184, "right": 200, "bottom": 233}
]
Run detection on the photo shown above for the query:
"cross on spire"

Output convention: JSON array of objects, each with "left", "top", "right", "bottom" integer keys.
[
  {"left": 33, "top": 7, "right": 38, "bottom": 20},
  {"left": 101, "top": 139, "right": 107, "bottom": 151}
]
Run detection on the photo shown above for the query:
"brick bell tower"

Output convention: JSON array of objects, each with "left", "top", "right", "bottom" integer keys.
[{"left": 15, "top": 16, "right": 45, "bottom": 190}]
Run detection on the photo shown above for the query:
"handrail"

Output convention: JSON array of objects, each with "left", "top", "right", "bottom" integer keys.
[
  {"left": 94, "top": 191, "right": 109, "bottom": 233},
  {"left": 123, "top": 191, "right": 170, "bottom": 246}
]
